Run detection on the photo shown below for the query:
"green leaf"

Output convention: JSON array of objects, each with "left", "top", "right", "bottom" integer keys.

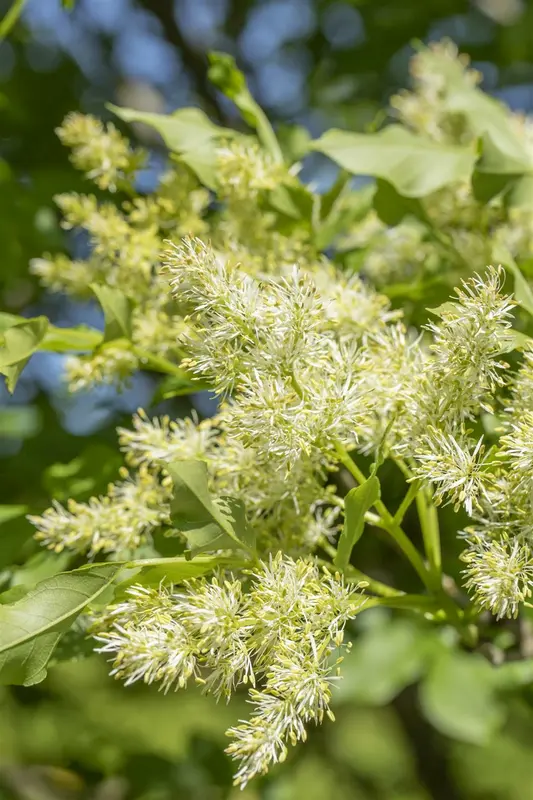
[
  {"left": 166, "top": 460, "right": 254, "bottom": 556},
  {"left": 449, "top": 86, "right": 533, "bottom": 208},
  {"left": 0, "top": 506, "right": 33, "bottom": 571},
  {"left": 426, "top": 301, "right": 461, "bottom": 318},
  {"left": 0, "top": 565, "right": 117, "bottom": 686},
  {"left": 311, "top": 126, "right": 476, "bottom": 198},
  {"left": 0, "top": 505, "right": 27, "bottom": 525},
  {"left": 276, "top": 123, "right": 311, "bottom": 163},
  {"left": 207, "top": 52, "right": 283, "bottom": 163},
  {"left": 41, "top": 324, "right": 103, "bottom": 352},
  {"left": 0, "top": 315, "right": 49, "bottom": 392},
  {"left": 495, "top": 658, "right": 533, "bottom": 688},
  {"left": 43, "top": 444, "right": 122, "bottom": 502},
  {"left": 335, "top": 476, "right": 380, "bottom": 572},
  {"left": 320, "top": 184, "right": 376, "bottom": 251},
  {"left": 90, "top": 284, "right": 133, "bottom": 342},
  {"left": 109, "top": 104, "right": 233, "bottom": 189},
  {"left": 0, "top": 406, "right": 41, "bottom": 439},
  {"left": 151, "top": 374, "right": 208, "bottom": 403},
  {"left": 373, "top": 179, "right": 426, "bottom": 225},
  {"left": 113, "top": 554, "right": 237, "bottom": 597},
  {"left": 493, "top": 243, "right": 533, "bottom": 317},
  {"left": 419, "top": 648, "right": 504, "bottom": 744},
  {"left": 336, "top": 618, "right": 435, "bottom": 705},
  {"left": 266, "top": 182, "right": 315, "bottom": 223}
]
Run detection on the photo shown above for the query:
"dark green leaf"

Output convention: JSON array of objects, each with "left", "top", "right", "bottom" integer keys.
[
  {"left": 90, "top": 284, "right": 132, "bottom": 342},
  {"left": 335, "top": 476, "right": 380, "bottom": 572},
  {"left": 0, "top": 565, "right": 117, "bottom": 686},
  {"left": 0, "top": 508, "right": 33, "bottom": 571},
  {"left": 43, "top": 444, "right": 122, "bottom": 502},
  {"left": 419, "top": 648, "right": 504, "bottom": 744},
  {"left": 373, "top": 179, "right": 425, "bottom": 225},
  {"left": 311, "top": 126, "right": 476, "bottom": 197},
  {"left": 166, "top": 460, "right": 255, "bottom": 555}
]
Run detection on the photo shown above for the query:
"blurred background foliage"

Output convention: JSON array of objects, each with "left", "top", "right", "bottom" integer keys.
[{"left": 3, "top": 0, "right": 533, "bottom": 797}]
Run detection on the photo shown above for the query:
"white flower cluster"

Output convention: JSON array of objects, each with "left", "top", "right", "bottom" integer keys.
[
  {"left": 29, "top": 467, "right": 172, "bottom": 558},
  {"left": 93, "top": 554, "right": 364, "bottom": 787}
]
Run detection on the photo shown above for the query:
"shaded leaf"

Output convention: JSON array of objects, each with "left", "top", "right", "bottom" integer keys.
[
  {"left": 336, "top": 618, "right": 435, "bottom": 705},
  {"left": 90, "top": 284, "right": 132, "bottom": 342},
  {"left": 43, "top": 444, "right": 122, "bottom": 502},
  {"left": 311, "top": 126, "right": 476, "bottom": 197},
  {"left": 0, "top": 507, "right": 33, "bottom": 571},
  {"left": 373, "top": 179, "right": 425, "bottom": 225},
  {"left": 419, "top": 648, "right": 504, "bottom": 744},
  {"left": 335, "top": 476, "right": 380, "bottom": 572},
  {"left": 166, "top": 460, "right": 255, "bottom": 555}
]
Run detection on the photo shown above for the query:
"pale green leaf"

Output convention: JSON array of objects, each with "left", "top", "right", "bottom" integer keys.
[
  {"left": 0, "top": 565, "right": 117, "bottom": 686},
  {"left": 41, "top": 324, "right": 102, "bottom": 352},
  {"left": 311, "top": 126, "right": 476, "bottom": 197},
  {"left": 493, "top": 243, "right": 533, "bottom": 317},
  {"left": 0, "top": 316, "right": 49, "bottom": 393},
  {"left": 419, "top": 648, "right": 504, "bottom": 744},
  {"left": 335, "top": 476, "right": 380, "bottom": 572},
  {"left": 109, "top": 104, "right": 233, "bottom": 188}
]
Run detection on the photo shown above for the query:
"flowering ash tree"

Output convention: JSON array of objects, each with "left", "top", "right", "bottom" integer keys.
[{"left": 4, "top": 42, "right": 533, "bottom": 786}]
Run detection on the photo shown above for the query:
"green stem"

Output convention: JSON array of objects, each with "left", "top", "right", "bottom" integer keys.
[
  {"left": 415, "top": 486, "right": 442, "bottom": 588},
  {"left": 335, "top": 443, "right": 433, "bottom": 590},
  {"left": 254, "top": 107, "right": 284, "bottom": 164},
  {"left": 319, "top": 542, "right": 403, "bottom": 598},
  {"left": 131, "top": 347, "right": 198, "bottom": 382},
  {"left": 393, "top": 479, "right": 421, "bottom": 524},
  {"left": 0, "top": 0, "right": 26, "bottom": 40},
  {"left": 374, "top": 594, "right": 443, "bottom": 613}
]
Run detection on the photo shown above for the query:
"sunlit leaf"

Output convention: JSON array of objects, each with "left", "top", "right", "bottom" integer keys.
[
  {"left": 311, "top": 126, "right": 476, "bottom": 197},
  {"left": 335, "top": 476, "right": 380, "bottom": 572},
  {"left": 109, "top": 104, "right": 234, "bottom": 188},
  {"left": 0, "top": 565, "right": 118, "bottom": 686},
  {"left": 0, "top": 315, "right": 49, "bottom": 392}
]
